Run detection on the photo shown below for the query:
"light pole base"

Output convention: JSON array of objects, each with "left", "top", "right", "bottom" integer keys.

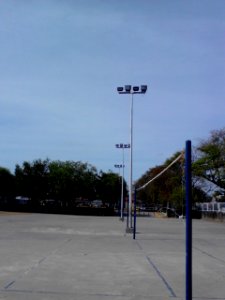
[
  {"left": 126, "top": 227, "right": 133, "bottom": 234},
  {"left": 120, "top": 217, "right": 124, "bottom": 222}
]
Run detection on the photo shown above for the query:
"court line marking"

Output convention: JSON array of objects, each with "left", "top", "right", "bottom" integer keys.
[
  {"left": 194, "top": 246, "right": 225, "bottom": 265},
  {"left": 4, "top": 237, "right": 73, "bottom": 290},
  {"left": 136, "top": 240, "right": 177, "bottom": 298},
  {"left": 146, "top": 256, "right": 177, "bottom": 298}
]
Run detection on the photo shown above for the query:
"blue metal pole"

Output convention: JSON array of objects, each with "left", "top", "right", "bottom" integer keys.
[
  {"left": 133, "top": 187, "right": 137, "bottom": 239},
  {"left": 185, "top": 140, "right": 192, "bottom": 300}
]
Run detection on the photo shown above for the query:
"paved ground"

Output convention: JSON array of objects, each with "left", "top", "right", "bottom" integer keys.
[{"left": 0, "top": 212, "right": 225, "bottom": 300}]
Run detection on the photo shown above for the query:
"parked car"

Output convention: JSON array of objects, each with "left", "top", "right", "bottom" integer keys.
[{"left": 92, "top": 200, "right": 103, "bottom": 208}]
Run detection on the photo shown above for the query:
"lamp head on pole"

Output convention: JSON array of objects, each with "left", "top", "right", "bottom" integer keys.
[
  {"left": 117, "top": 85, "right": 148, "bottom": 94},
  {"left": 141, "top": 85, "right": 147, "bottom": 93}
]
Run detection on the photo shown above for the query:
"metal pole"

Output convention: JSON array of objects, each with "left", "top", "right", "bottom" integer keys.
[
  {"left": 133, "top": 187, "right": 137, "bottom": 240},
  {"left": 129, "top": 93, "right": 134, "bottom": 230},
  {"left": 120, "top": 148, "right": 124, "bottom": 221},
  {"left": 116, "top": 85, "right": 147, "bottom": 232},
  {"left": 126, "top": 196, "right": 129, "bottom": 230},
  {"left": 117, "top": 167, "right": 121, "bottom": 218},
  {"left": 185, "top": 140, "right": 192, "bottom": 300}
]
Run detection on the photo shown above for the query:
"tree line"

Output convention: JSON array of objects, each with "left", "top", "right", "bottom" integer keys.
[
  {"left": 0, "top": 160, "right": 127, "bottom": 214},
  {"left": 0, "top": 127, "right": 224, "bottom": 214}
]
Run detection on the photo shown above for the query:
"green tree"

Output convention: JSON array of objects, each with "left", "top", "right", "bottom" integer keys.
[
  {"left": 15, "top": 159, "right": 50, "bottom": 206},
  {"left": 136, "top": 151, "right": 208, "bottom": 212},
  {"left": 136, "top": 152, "right": 184, "bottom": 209},
  {"left": 97, "top": 171, "right": 123, "bottom": 208},
  {"left": 48, "top": 160, "right": 98, "bottom": 206},
  {"left": 193, "top": 128, "right": 225, "bottom": 193},
  {"left": 0, "top": 167, "right": 15, "bottom": 203},
  {"left": 13, "top": 158, "right": 128, "bottom": 213}
]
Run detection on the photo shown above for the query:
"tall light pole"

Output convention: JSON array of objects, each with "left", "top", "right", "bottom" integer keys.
[
  {"left": 114, "top": 164, "right": 124, "bottom": 219},
  {"left": 117, "top": 85, "right": 147, "bottom": 231},
  {"left": 115, "top": 143, "right": 130, "bottom": 223}
]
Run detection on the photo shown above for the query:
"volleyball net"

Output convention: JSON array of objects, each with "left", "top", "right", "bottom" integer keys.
[{"left": 136, "top": 152, "right": 184, "bottom": 192}]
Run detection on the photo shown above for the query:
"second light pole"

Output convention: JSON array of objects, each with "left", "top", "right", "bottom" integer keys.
[
  {"left": 117, "top": 85, "right": 147, "bottom": 231},
  {"left": 115, "top": 143, "right": 130, "bottom": 223},
  {"left": 114, "top": 163, "right": 124, "bottom": 221}
]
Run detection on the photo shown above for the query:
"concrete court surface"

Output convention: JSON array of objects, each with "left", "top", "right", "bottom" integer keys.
[{"left": 0, "top": 213, "right": 225, "bottom": 300}]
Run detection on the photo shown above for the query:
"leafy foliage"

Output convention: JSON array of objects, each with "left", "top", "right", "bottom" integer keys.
[
  {"left": 136, "top": 150, "right": 209, "bottom": 211},
  {"left": 96, "top": 171, "right": 126, "bottom": 207},
  {"left": 12, "top": 159, "right": 124, "bottom": 210},
  {"left": 136, "top": 152, "right": 185, "bottom": 210},
  {"left": 0, "top": 167, "right": 15, "bottom": 200},
  {"left": 193, "top": 128, "right": 225, "bottom": 193},
  {"left": 1, "top": 127, "right": 224, "bottom": 214},
  {"left": 15, "top": 159, "right": 49, "bottom": 206},
  {"left": 136, "top": 128, "right": 225, "bottom": 209}
]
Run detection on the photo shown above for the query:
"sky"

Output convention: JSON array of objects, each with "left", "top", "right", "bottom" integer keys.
[{"left": 0, "top": 0, "right": 224, "bottom": 182}]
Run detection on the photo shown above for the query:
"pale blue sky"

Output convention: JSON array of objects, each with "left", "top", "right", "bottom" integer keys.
[{"left": 0, "top": 0, "right": 224, "bottom": 181}]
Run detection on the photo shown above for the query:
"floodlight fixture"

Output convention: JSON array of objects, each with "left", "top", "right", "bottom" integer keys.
[
  {"left": 114, "top": 164, "right": 124, "bottom": 168},
  {"left": 117, "top": 85, "right": 148, "bottom": 94},
  {"left": 141, "top": 85, "right": 147, "bottom": 93},
  {"left": 115, "top": 143, "right": 130, "bottom": 149},
  {"left": 124, "top": 144, "right": 130, "bottom": 148},
  {"left": 133, "top": 86, "right": 139, "bottom": 92},
  {"left": 125, "top": 85, "right": 132, "bottom": 92},
  {"left": 117, "top": 87, "right": 124, "bottom": 93}
]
